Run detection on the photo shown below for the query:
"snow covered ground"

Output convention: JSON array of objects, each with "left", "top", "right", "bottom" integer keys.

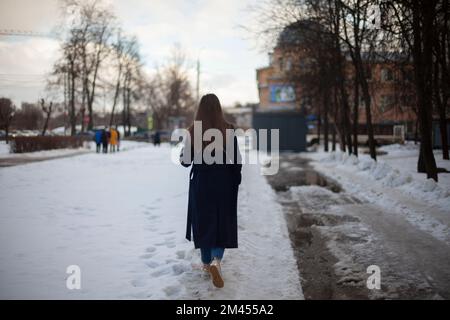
[
  {"left": 259, "top": 142, "right": 450, "bottom": 299},
  {"left": 306, "top": 144, "right": 450, "bottom": 244},
  {"left": 292, "top": 143, "right": 450, "bottom": 298},
  {"left": 0, "top": 143, "right": 302, "bottom": 299}
]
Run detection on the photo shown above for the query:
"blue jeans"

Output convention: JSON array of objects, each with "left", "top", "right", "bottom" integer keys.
[{"left": 200, "top": 247, "right": 225, "bottom": 264}]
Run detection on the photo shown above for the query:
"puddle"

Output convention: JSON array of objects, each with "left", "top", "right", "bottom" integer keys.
[{"left": 266, "top": 155, "right": 342, "bottom": 193}]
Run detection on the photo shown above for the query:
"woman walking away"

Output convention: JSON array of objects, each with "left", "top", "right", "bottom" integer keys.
[{"left": 180, "top": 93, "right": 242, "bottom": 288}]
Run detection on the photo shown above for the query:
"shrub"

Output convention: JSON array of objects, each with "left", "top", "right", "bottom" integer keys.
[{"left": 10, "top": 136, "right": 90, "bottom": 153}]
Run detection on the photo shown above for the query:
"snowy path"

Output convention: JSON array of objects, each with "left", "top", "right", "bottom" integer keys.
[
  {"left": 310, "top": 154, "right": 450, "bottom": 245},
  {"left": 298, "top": 149, "right": 450, "bottom": 299},
  {"left": 338, "top": 203, "right": 450, "bottom": 298},
  {"left": 0, "top": 144, "right": 302, "bottom": 299}
]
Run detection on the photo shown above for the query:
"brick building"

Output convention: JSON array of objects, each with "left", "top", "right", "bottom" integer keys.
[{"left": 256, "top": 21, "right": 417, "bottom": 140}]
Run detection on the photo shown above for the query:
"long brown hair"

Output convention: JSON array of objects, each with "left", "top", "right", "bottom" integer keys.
[{"left": 188, "top": 93, "right": 233, "bottom": 147}]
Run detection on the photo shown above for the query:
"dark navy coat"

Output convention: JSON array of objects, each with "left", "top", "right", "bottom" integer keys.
[{"left": 181, "top": 136, "right": 242, "bottom": 249}]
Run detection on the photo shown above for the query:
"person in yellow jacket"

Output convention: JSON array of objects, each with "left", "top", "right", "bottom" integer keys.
[{"left": 109, "top": 127, "right": 118, "bottom": 152}]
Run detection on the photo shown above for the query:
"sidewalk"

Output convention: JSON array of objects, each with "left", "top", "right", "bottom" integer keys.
[{"left": 0, "top": 144, "right": 302, "bottom": 299}]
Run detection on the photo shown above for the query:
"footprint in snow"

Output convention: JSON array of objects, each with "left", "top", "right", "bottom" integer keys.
[
  {"left": 175, "top": 250, "right": 186, "bottom": 259},
  {"left": 172, "top": 263, "right": 190, "bottom": 275},
  {"left": 145, "top": 260, "right": 160, "bottom": 268},
  {"left": 151, "top": 267, "right": 171, "bottom": 277},
  {"left": 131, "top": 278, "right": 148, "bottom": 288},
  {"left": 163, "top": 285, "right": 181, "bottom": 297}
]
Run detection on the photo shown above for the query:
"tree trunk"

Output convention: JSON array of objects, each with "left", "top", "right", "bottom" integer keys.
[
  {"left": 110, "top": 68, "right": 122, "bottom": 127},
  {"left": 324, "top": 91, "right": 330, "bottom": 152},
  {"left": 433, "top": 39, "right": 449, "bottom": 160},
  {"left": 353, "top": 73, "right": 359, "bottom": 157},
  {"left": 42, "top": 112, "right": 50, "bottom": 136},
  {"left": 332, "top": 125, "right": 336, "bottom": 151},
  {"left": 414, "top": 117, "right": 419, "bottom": 144},
  {"left": 122, "top": 83, "right": 127, "bottom": 136},
  {"left": 413, "top": 0, "right": 438, "bottom": 180},
  {"left": 332, "top": 86, "right": 338, "bottom": 152},
  {"left": 335, "top": 54, "right": 352, "bottom": 154},
  {"left": 435, "top": 69, "right": 449, "bottom": 160},
  {"left": 5, "top": 125, "right": 9, "bottom": 144},
  {"left": 70, "top": 66, "right": 77, "bottom": 136},
  {"left": 126, "top": 87, "right": 131, "bottom": 136},
  {"left": 317, "top": 102, "right": 321, "bottom": 144}
]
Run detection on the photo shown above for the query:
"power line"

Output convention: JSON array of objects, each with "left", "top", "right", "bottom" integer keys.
[{"left": 0, "top": 29, "right": 59, "bottom": 39}]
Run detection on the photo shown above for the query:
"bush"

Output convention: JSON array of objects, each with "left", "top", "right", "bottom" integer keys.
[{"left": 10, "top": 136, "right": 90, "bottom": 153}]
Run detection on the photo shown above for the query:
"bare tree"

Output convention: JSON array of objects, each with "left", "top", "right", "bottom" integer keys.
[
  {"left": 432, "top": 0, "right": 450, "bottom": 160},
  {"left": 109, "top": 30, "right": 126, "bottom": 127},
  {"left": 69, "top": 0, "right": 115, "bottom": 131},
  {"left": 121, "top": 37, "right": 142, "bottom": 136},
  {"left": 0, "top": 98, "right": 15, "bottom": 144},
  {"left": 143, "top": 46, "right": 196, "bottom": 131},
  {"left": 53, "top": 0, "right": 115, "bottom": 134},
  {"left": 13, "top": 103, "right": 44, "bottom": 130},
  {"left": 40, "top": 99, "right": 53, "bottom": 136},
  {"left": 338, "top": 0, "right": 379, "bottom": 159},
  {"left": 383, "top": 0, "right": 439, "bottom": 180}
]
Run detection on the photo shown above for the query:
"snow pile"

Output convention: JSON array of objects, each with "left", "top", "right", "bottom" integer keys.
[
  {"left": 0, "top": 141, "right": 11, "bottom": 155},
  {"left": 379, "top": 141, "right": 418, "bottom": 152},
  {"left": 318, "top": 150, "right": 450, "bottom": 206}
]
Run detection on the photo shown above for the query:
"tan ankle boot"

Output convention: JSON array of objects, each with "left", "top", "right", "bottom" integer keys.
[{"left": 209, "top": 258, "right": 224, "bottom": 288}]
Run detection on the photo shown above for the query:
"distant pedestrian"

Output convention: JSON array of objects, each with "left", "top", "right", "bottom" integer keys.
[
  {"left": 94, "top": 129, "right": 102, "bottom": 153},
  {"left": 116, "top": 127, "right": 121, "bottom": 152},
  {"left": 180, "top": 93, "right": 242, "bottom": 289},
  {"left": 153, "top": 130, "right": 161, "bottom": 146},
  {"left": 101, "top": 127, "right": 109, "bottom": 153},
  {"left": 109, "top": 127, "right": 118, "bottom": 152}
]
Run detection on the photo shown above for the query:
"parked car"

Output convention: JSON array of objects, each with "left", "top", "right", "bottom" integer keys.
[
  {"left": 76, "top": 130, "right": 95, "bottom": 139},
  {"left": 132, "top": 131, "right": 152, "bottom": 140},
  {"left": 158, "top": 130, "right": 171, "bottom": 142}
]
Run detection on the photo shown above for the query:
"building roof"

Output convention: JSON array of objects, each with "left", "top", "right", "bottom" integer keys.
[{"left": 276, "top": 19, "right": 325, "bottom": 48}]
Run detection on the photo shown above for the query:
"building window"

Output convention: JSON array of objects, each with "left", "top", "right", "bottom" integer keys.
[
  {"left": 380, "top": 95, "right": 394, "bottom": 112},
  {"left": 403, "top": 69, "right": 414, "bottom": 82},
  {"left": 300, "top": 95, "right": 312, "bottom": 109},
  {"left": 285, "top": 57, "right": 292, "bottom": 71},
  {"left": 364, "top": 65, "right": 372, "bottom": 80},
  {"left": 359, "top": 95, "right": 365, "bottom": 108},
  {"left": 381, "top": 68, "right": 394, "bottom": 82},
  {"left": 268, "top": 52, "right": 273, "bottom": 66},
  {"left": 402, "top": 94, "right": 415, "bottom": 106},
  {"left": 278, "top": 57, "right": 283, "bottom": 71}
]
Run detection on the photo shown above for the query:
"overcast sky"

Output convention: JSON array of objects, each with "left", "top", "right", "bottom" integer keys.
[{"left": 0, "top": 0, "right": 268, "bottom": 108}]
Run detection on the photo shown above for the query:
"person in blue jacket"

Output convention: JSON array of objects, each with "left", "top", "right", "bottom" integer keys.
[
  {"left": 180, "top": 93, "right": 242, "bottom": 288},
  {"left": 94, "top": 129, "right": 102, "bottom": 153}
]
